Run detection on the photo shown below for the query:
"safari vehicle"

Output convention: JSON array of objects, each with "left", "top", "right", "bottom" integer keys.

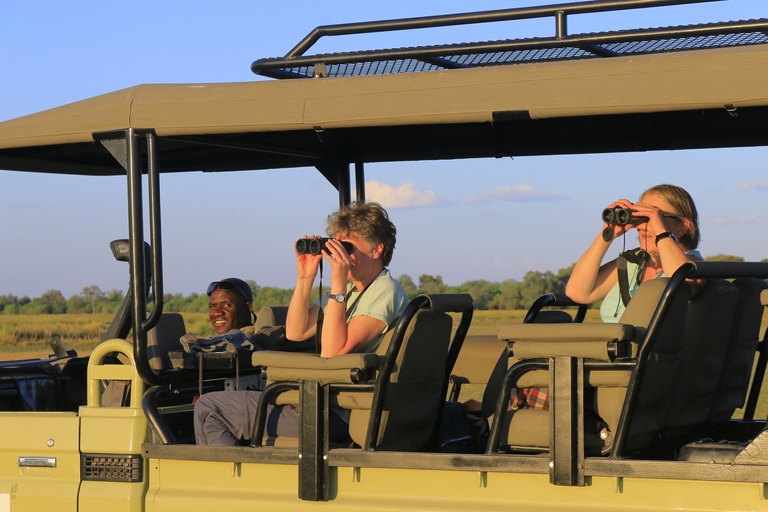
[{"left": 1, "top": 0, "right": 768, "bottom": 510}]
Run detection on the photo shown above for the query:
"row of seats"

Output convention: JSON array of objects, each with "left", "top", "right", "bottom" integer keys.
[
  {"left": 451, "top": 276, "right": 767, "bottom": 457},
  {"left": 142, "top": 274, "right": 765, "bottom": 455}
]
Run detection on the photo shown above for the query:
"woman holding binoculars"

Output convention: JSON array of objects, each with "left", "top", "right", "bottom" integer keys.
[{"left": 566, "top": 183, "right": 704, "bottom": 322}]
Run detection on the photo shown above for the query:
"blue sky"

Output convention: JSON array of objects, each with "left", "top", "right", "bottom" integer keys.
[{"left": 1, "top": 0, "right": 767, "bottom": 298}]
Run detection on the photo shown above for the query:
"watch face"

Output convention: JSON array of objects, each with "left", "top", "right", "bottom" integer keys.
[{"left": 333, "top": 293, "right": 345, "bottom": 303}]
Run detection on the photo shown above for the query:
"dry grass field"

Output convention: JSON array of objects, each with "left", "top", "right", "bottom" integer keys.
[{"left": 1, "top": 310, "right": 766, "bottom": 418}]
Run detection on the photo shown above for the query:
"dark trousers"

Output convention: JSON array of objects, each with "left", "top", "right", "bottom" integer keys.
[{"left": 194, "top": 390, "right": 348, "bottom": 446}]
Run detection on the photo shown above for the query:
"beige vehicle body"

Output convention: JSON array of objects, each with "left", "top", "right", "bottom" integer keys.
[{"left": 1, "top": 1, "right": 768, "bottom": 510}]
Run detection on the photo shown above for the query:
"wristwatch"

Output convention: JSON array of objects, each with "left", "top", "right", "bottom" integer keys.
[
  {"left": 331, "top": 293, "right": 346, "bottom": 304},
  {"left": 655, "top": 231, "right": 678, "bottom": 244}
]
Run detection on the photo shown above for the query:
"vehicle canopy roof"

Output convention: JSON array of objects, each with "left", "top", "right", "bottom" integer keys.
[{"left": 0, "top": 0, "right": 767, "bottom": 177}]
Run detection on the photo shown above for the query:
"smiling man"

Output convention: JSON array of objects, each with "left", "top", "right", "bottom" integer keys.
[{"left": 207, "top": 278, "right": 255, "bottom": 335}]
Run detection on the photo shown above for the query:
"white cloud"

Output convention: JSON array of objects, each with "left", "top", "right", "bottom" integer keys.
[
  {"left": 468, "top": 185, "right": 567, "bottom": 204},
  {"left": 365, "top": 180, "right": 453, "bottom": 209},
  {"left": 737, "top": 179, "right": 768, "bottom": 192},
  {"left": 714, "top": 214, "right": 765, "bottom": 225}
]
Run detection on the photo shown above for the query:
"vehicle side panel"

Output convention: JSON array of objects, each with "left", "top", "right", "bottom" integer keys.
[
  {"left": 0, "top": 412, "right": 80, "bottom": 511},
  {"left": 145, "top": 457, "right": 768, "bottom": 511}
]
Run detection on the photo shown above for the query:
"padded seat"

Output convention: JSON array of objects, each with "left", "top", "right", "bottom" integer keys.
[
  {"left": 255, "top": 306, "right": 288, "bottom": 331},
  {"left": 250, "top": 294, "right": 474, "bottom": 451},
  {"left": 489, "top": 277, "right": 691, "bottom": 456},
  {"left": 147, "top": 312, "right": 186, "bottom": 370},
  {"left": 708, "top": 278, "right": 768, "bottom": 424},
  {"left": 666, "top": 279, "right": 738, "bottom": 435}
]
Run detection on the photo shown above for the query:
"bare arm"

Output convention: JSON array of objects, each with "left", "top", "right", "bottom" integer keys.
[
  {"left": 566, "top": 232, "right": 621, "bottom": 305},
  {"left": 285, "top": 237, "right": 322, "bottom": 341}
]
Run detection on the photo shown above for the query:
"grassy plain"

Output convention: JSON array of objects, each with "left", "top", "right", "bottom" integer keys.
[{"left": 2, "top": 310, "right": 767, "bottom": 418}]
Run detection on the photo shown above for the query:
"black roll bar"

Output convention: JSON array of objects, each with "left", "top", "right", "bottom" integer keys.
[
  {"left": 281, "top": 0, "right": 723, "bottom": 60},
  {"left": 251, "top": 0, "right": 742, "bottom": 77},
  {"left": 96, "top": 128, "right": 167, "bottom": 386}
]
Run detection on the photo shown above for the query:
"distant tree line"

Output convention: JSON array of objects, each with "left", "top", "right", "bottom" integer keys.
[{"left": 1, "top": 254, "right": 764, "bottom": 315}]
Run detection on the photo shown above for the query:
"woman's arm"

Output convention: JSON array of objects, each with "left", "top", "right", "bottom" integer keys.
[
  {"left": 566, "top": 232, "right": 622, "bottom": 305},
  {"left": 285, "top": 237, "right": 322, "bottom": 341}
]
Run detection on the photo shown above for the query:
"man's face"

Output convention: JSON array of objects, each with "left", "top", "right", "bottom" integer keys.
[{"left": 208, "top": 288, "right": 250, "bottom": 334}]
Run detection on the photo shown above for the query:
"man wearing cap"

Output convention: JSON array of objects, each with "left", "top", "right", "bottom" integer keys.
[{"left": 206, "top": 278, "right": 255, "bottom": 335}]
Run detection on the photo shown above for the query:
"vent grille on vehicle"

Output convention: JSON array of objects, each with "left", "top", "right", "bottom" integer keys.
[{"left": 82, "top": 454, "right": 143, "bottom": 483}]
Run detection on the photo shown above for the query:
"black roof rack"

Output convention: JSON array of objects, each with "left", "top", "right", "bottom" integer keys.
[{"left": 251, "top": 0, "right": 768, "bottom": 79}]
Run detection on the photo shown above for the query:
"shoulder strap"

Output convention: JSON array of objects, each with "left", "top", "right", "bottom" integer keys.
[{"left": 617, "top": 249, "right": 649, "bottom": 308}]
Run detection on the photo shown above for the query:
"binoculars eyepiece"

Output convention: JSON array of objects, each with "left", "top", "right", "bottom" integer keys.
[
  {"left": 601, "top": 207, "right": 650, "bottom": 242},
  {"left": 296, "top": 238, "right": 354, "bottom": 255},
  {"left": 601, "top": 207, "right": 649, "bottom": 226}
]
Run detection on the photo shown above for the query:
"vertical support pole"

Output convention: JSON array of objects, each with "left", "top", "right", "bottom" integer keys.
[
  {"left": 354, "top": 161, "right": 366, "bottom": 203},
  {"left": 125, "top": 129, "right": 163, "bottom": 386},
  {"left": 126, "top": 129, "right": 147, "bottom": 354},
  {"left": 555, "top": 10, "right": 567, "bottom": 39},
  {"left": 338, "top": 162, "right": 352, "bottom": 207},
  {"left": 143, "top": 131, "right": 164, "bottom": 330},
  {"left": 298, "top": 380, "right": 329, "bottom": 501},
  {"left": 549, "top": 356, "right": 584, "bottom": 486}
]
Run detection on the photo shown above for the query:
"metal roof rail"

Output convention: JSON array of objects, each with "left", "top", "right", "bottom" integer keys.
[{"left": 251, "top": 0, "right": 768, "bottom": 79}]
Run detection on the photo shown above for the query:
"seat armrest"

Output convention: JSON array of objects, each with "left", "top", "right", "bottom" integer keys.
[
  {"left": 252, "top": 351, "right": 382, "bottom": 384},
  {"left": 499, "top": 323, "right": 638, "bottom": 360}
]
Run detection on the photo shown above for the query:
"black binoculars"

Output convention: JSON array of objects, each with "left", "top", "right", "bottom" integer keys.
[
  {"left": 601, "top": 207, "right": 650, "bottom": 242},
  {"left": 295, "top": 238, "right": 354, "bottom": 255},
  {"left": 601, "top": 207, "right": 649, "bottom": 226}
]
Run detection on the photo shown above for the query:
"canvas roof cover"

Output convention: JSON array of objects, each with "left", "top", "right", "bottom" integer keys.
[{"left": 1, "top": 38, "right": 767, "bottom": 176}]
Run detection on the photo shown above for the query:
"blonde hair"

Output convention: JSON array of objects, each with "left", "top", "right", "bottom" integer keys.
[{"left": 640, "top": 184, "right": 700, "bottom": 251}]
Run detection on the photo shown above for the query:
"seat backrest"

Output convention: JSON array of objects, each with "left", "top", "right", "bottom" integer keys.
[
  {"left": 255, "top": 306, "right": 288, "bottom": 331},
  {"left": 348, "top": 308, "right": 453, "bottom": 451},
  {"left": 147, "top": 313, "right": 186, "bottom": 370},
  {"left": 595, "top": 277, "right": 690, "bottom": 453},
  {"left": 708, "top": 278, "right": 768, "bottom": 423},
  {"left": 666, "top": 279, "right": 738, "bottom": 431}
]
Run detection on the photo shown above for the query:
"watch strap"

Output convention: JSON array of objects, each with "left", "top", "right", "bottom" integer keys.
[{"left": 655, "top": 231, "right": 678, "bottom": 244}]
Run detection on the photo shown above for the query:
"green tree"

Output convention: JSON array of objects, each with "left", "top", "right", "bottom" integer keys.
[
  {"left": 40, "top": 289, "right": 65, "bottom": 305},
  {"left": 418, "top": 274, "right": 448, "bottom": 295},
  {"left": 705, "top": 254, "right": 745, "bottom": 262},
  {"left": 246, "top": 280, "right": 261, "bottom": 296},
  {"left": 66, "top": 295, "right": 88, "bottom": 314},
  {"left": 490, "top": 279, "right": 524, "bottom": 310},
  {"left": 460, "top": 280, "right": 500, "bottom": 310},
  {"left": 80, "top": 285, "right": 105, "bottom": 314},
  {"left": 0, "top": 294, "right": 19, "bottom": 314},
  {"left": 397, "top": 274, "right": 418, "bottom": 300}
]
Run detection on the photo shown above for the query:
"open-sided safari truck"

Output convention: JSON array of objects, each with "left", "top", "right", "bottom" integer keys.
[{"left": 1, "top": 0, "right": 768, "bottom": 510}]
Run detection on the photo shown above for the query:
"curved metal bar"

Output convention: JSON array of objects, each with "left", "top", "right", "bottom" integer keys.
[
  {"left": 251, "top": 8, "right": 758, "bottom": 76},
  {"left": 250, "top": 381, "right": 300, "bottom": 447},
  {"left": 686, "top": 261, "right": 768, "bottom": 280},
  {"left": 523, "top": 293, "right": 589, "bottom": 324},
  {"left": 142, "top": 385, "right": 176, "bottom": 445},
  {"left": 124, "top": 129, "right": 166, "bottom": 387},
  {"left": 485, "top": 359, "right": 549, "bottom": 454},
  {"left": 142, "top": 131, "right": 164, "bottom": 332},
  {"left": 281, "top": 0, "right": 722, "bottom": 59}
]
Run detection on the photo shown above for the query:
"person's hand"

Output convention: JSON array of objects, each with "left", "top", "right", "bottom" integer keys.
[
  {"left": 321, "top": 238, "right": 353, "bottom": 291},
  {"left": 602, "top": 199, "right": 635, "bottom": 240},
  {"left": 295, "top": 235, "right": 323, "bottom": 280},
  {"left": 630, "top": 200, "right": 668, "bottom": 239}
]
